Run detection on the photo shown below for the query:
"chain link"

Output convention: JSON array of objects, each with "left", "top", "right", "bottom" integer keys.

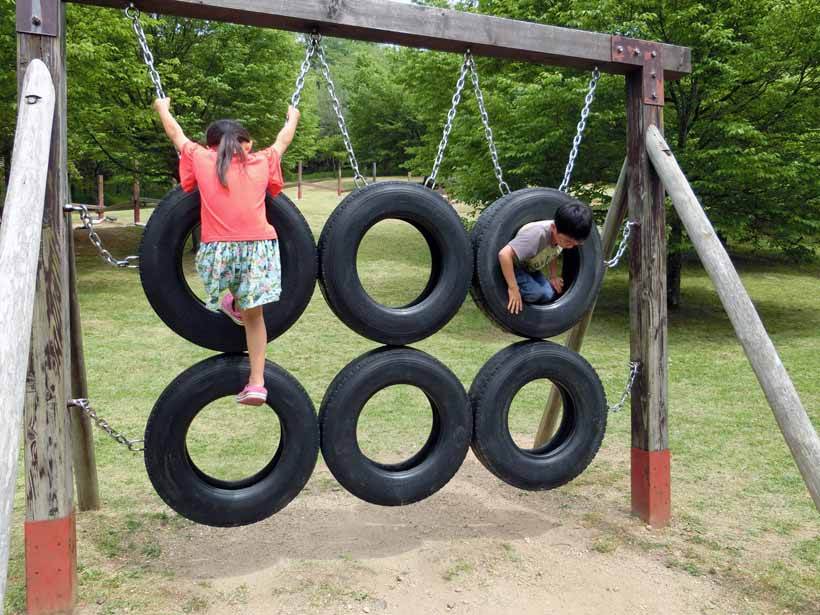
[
  {"left": 426, "top": 53, "right": 472, "bottom": 190},
  {"left": 466, "top": 54, "right": 511, "bottom": 196},
  {"left": 125, "top": 4, "right": 165, "bottom": 101},
  {"left": 558, "top": 67, "right": 601, "bottom": 193},
  {"left": 65, "top": 204, "right": 139, "bottom": 268},
  {"left": 69, "top": 398, "right": 144, "bottom": 452},
  {"left": 313, "top": 35, "right": 368, "bottom": 189},
  {"left": 605, "top": 219, "right": 636, "bottom": 268},
  {"left": 608, "top": 361, "right": 640, "bottom": 414},
  {"left": 290, "top": 35, "right": 318, "bottom": 108}
]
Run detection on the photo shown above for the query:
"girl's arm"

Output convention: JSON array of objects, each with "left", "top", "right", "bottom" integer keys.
[
  {"left": 272, "top": 106, "right": 301, "bottom": 157},
  {"left": 154, "top": 98, "right": 189, "bottom": 151}
]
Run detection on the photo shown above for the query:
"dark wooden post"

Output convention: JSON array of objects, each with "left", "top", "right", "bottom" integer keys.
[
  {"left": 372, "top": 161, "right": 377, "bottom": 183},
  {"left": 133, "top": 161, "right": 140, "bottom": 224},
  {"left": 297, "top": 160, "right": 303, "bottom": 200},
  {"left": 620, "top": 39, "right": 670, "bottom": 527},
  {"left": 17, "top": 1, "right": 78, "bottom": 612}
]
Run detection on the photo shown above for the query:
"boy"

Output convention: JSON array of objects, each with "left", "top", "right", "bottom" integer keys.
[{"left": 498, "top": 202, "right": 593, "bottom": 314}]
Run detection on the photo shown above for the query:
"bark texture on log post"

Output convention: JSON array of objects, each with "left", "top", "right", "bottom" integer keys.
[
  {"left": 626, "top": 69, "right": 669, "bottom": 527},
  {"left": 0, "top": 58, "right": 55, "bottom": 606},
  {"left": 646, "top": 125, "right": 820, "bottom": 512}
]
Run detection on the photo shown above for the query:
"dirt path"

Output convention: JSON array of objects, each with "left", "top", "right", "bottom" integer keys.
[{"left": 155, "top": 455, "right": 743, "bottom": 615}]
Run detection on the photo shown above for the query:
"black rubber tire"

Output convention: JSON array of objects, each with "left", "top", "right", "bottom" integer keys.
[
  {"left": 144, "top": 353, "right": 319, "bottom": 527},
  {"left": 319, "top": 346, "right": 472, "bottom": 506},
  {"left": 139, "top": 186, "right": 316, "bottom": 352},
  {"left": 471, "top": 188, "right": 604, "bottom": 339},
  {"left": 318, "top": 182, "right": 472, "bottom": 345},
  {"left": 469, "top": 341, "right": 607, "bottom": 491}
]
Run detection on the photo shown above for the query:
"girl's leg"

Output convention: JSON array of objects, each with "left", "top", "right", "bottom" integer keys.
[{"left": 241, "top": 305, "right": 267, "bottom": 387}]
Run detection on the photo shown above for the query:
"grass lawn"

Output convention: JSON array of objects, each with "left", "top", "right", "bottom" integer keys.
[{"left": 4, "top": 178, "right": 819, "bottom": 614}]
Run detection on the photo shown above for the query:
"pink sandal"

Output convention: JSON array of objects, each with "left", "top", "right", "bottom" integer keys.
[
  {"left": 236, "top": 384, "right": 267, "bottom": 406},
  {"left": 220, "top": 292, "right": 244, "bottom": 326}
]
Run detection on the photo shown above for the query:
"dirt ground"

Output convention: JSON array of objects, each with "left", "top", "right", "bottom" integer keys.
[{"left": 124, "top": 454, "right": 751, "bottom": 615}]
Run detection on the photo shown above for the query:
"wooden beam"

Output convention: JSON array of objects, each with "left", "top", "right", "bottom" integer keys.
[
  {"left": 18, "top": 2, "right": 78, "bottom": 612},
  {"left": 0, "top": 58, "right": 55, "bottom": 608},
  {"left": 70, "top": 0, "right": 691, "bottom": 78},
  {"left": 626, "top": 68, "right": 669, "bottom": 527},
  {"left": 646, "top": 126, "right": 820, "bottom": 512},
  {"left": 534, "top": 159, "right": 629, "bottom": 447}
]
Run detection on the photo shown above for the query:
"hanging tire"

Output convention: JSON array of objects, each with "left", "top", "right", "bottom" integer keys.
[
  {"left": 471, "top": 188, "right": 603, "bottom": 339},
  {"left": 470, "top": 341, "right": 607, "bottom": 490},
  {"left": 318, "top": 182, "right": 472, "bottom": 345},
  {"left": 143, "top": 353, "right": 319, "bottom": 527},
  {"left": 139, "top": 186, "right": 316, "bottom": 352},
  {"left": 319, "top": 346, "right": 471, "bottom": 506}
]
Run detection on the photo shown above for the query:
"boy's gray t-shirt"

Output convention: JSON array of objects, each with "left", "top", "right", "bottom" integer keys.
[{"left": 508, "top": 220, "right": 562, "bottom": 273}]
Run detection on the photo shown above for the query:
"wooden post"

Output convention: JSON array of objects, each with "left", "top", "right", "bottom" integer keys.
[
  {"left": 408, "top": 171, "right": 412, "bottom": 182},
  {"left": 97, "top": 174, "right": 104, "bottom": 220},
  {"left": 534, "top": 160, "right": 629, "bottom": 446},
  {"left": 18, "top": 2, "right": 78, "bottom": 612},
  {"left": 337, "top": 164, "right": 342, "bottom": 196},
  {"left": 647, "top": 126, "right": 820, "bottom": 512},
  {"left": 297, "top": 160, "right": 303, "bottom": 200},
  {"left": 68, "top": 224, "right": 100, "bottom": 512},
  {"left": 372, "top": 161, "right": 377, "bottom": 183},
  {"left": 133, "top": 161, "right": 140, "bottom": 224},
  {"left": 0, "top": 59, "right": 55, "bottom": 609},
  {"left": 626, "top": 56, "right": 669, "bottom": 527}
]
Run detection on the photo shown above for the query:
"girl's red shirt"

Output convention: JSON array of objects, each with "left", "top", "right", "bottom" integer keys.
[{"left": 179, "top": 140, "right": 284, "bottom": 243}]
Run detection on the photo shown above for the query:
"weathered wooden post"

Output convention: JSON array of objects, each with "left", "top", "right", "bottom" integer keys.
[
  {"left": 17, "top": 1, "right": 78, "bottom": 612},
  {"left": 0, "top": 58, "right": 56, "bottom": 610},
  {"left": 337, "top": 163, "right": 342, "bottom": 196},
  {"left": 297, "top": 160, "right": 303, "bottom": 200},
  {"left": 647, "top": 126, "right": 820, "bottom": 512},
  {"left": 620, "top": 39, "right": 670, "bottom": 527},
  {"left": 372, "top": 161, "right": 376, "bottom": 183},
  {"left": 97, "top": 173, "right": 104, "bottom": 220}
]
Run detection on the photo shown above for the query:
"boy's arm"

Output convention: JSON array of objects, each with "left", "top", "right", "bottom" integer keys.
[
  {"left": 548, "top": 259, "right": 564, "bottom": 293},
  {"left": 272, "top": 106, "right": 301, "bottom": 158},
  {"left": 153, "top": 98, "right": 189, "bottom": 151},
  {"left": 498, "top": 245, "right": 523, "bottom": 315}
]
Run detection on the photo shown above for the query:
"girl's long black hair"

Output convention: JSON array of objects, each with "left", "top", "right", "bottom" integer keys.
[{"left": 205, "top": 119, "right": 252, "bottom": 188}]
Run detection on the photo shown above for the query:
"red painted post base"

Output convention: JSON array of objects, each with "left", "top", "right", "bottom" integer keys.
[
  {"left": 25, "top": 510, "right": 77, "bottom": 614},
  {"left": 631, "top": 448, "right": 671, "bottom": 527}
]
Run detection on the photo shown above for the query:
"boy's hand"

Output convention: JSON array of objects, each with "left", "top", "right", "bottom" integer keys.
[
  {"left": 550, "top": 276, "right": 564, "bottom": 293},
  {"left": 507, "top": 286, "right": 523, "bottom": 314},
  {"left": 153, "top": 97, "right": 171, "bottom": 114}
]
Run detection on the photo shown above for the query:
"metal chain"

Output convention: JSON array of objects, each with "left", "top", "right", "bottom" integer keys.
[
  {"left": 605, "top": 219, "right": 637, "bottom": 268},
  {"left": 558, "top": 67, "right": 601, "bottom": 193},
  {"left": 65, "top": 204, "right": 139, "bottom": 268},
  {"left": 69, "top": 399, "right": 144, "bottom": 452},
  {"left": 466, "top": 54, "right": 511, "bottom": 196},
  {"left": 125, "top": 4, "right": 165, "bottom": 101},
  {"left": 426, "top": 53, "right": 472, "bottom": 190},
  {"left": 290, "top": 35, "right": 318, "bottom": 108},
  {"left": 313, "top": 35, "right": 368, "bottom": 189},
  {"left": 608, "top": 361, "right": 640, "bottom": 413}
]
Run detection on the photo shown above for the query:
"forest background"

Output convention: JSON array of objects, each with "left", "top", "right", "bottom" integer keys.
[{"left": 0, "top": 0, "right": 818, "bottom": 304}]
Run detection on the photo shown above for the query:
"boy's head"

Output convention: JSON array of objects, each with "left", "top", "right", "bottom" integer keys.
[{"left": 553, "top": 202, "right": 593, "bottom": 249}]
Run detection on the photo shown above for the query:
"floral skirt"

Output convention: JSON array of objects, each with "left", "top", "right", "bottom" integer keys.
[{"left": 195, "top": 239, "right": 281, "bottom": 311}]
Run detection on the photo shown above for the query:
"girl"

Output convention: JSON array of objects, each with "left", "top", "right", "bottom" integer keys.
[{"left": 154, "top": 98, "right": 300, "bottom": 405}]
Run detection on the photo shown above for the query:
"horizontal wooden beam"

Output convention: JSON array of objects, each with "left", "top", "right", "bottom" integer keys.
[{"left": 69, "top": 0, "right": 691, "bottom": 78}]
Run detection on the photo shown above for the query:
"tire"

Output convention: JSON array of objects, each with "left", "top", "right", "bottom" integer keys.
[
  {"left": 319, "top": 346, "right": 472, "bottom": 506},
  {"left": 469, "top": 341, "right": 607, "bottom": 490},
  {"left": 144, "top": 354, "right": 319, "bottom": 527},
  {"left": 318, "top": 182, "right": 472, "bottom": 345},
  {"left": 471, "top": 188, "right": 603, "bottom": 338},
  {"left": 139, "top": 186, "right": 316, "bottom": 352}
]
